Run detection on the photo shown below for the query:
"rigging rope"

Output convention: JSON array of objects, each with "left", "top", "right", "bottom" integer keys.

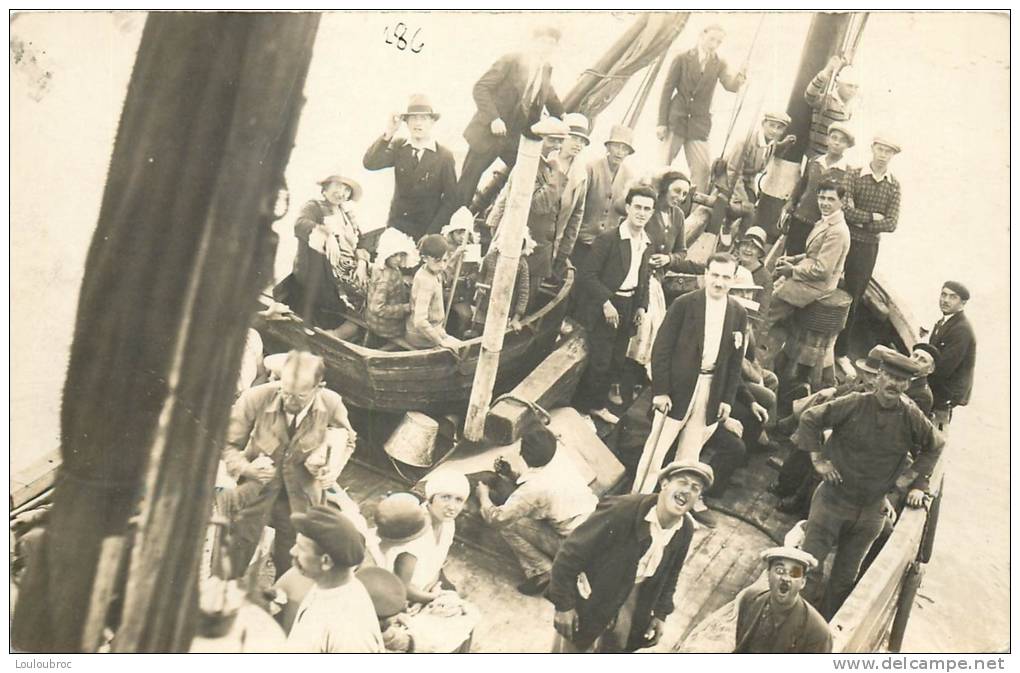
[{"left": 717, "top": 13, "right": 768, "bottom": 163}]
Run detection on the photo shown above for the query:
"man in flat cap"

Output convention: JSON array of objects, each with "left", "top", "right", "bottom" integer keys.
[
  {"left": 733, "top": 547, "right": 832, "bottom": 653},
  {"left": 804, "top": 54, "right": 860, "bottom": 158},
  {"left": 363, "top": 94, "right": 458, "bottom": 239},
  {"left": 476, "top": 411, "right": 598, "bottom": 595},
  {"left": 796, "top": 351, "right": 943, "bottom": 618},
  {"left": 926, "top": 281, "right": 977, "bottom": 428},
  {"left": 549, "top": 461, "right": 712, "bottom": 652},
  {"left": 783, "top": 121, "right": 855, "bottom": 256},
  {"left": 657, "top": 24, "right": 747, "bottom": 193},
  {"left": 834, "top": 134, "right": 903, "bottom": 374},
  {"left": 286, "top": 506, "right": 383, "bottom": 652},
  {"left": 722, "top": 111, "right": 796, "bottom": 238},
  {"left": 445, "top": 25, "right": 565, "bottom": 221},
  {"left": 907, "top": 342, "right": 939, "bottom": 416}
]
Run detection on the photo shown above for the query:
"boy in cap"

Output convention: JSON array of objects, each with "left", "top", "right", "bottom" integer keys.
[
  {"left": 926, "top": 281, "right": 976, "bottom": 426},
  {"left": 834, "top": 134, "right": 903, "bottom": 369},
  {"left": 475, "top": 411, "right": 598, "bottom": 595},
  {"left": 575, "top": 124, "right": 636, "bottom": 268},
  {"left": 404, "top": 234, "right": 463, "bottom": 350},
  {"left": 549, "top": 461, "right": 712, "bottom": 652},
  {"left": 733, "top": 547, "right": 832, "bottom": 653},
  {"left": 804, "top": 54, "right": 860, "bottom": 158},
  {"left": 796, "top": 351, "right": 943, "bottom": 618},
  {"left": 285, "top": 506, "right": 383, "bottom": 652},
  {"left": 783, "top": 121, "right": 854, "bottom": 255},
  {"left": 363, "top": 94, "right": 458, "bottom": 239}
]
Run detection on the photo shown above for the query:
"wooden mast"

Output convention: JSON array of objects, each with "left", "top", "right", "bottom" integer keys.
[{"left": 11, "top": 13, "right": 319, "bottom": 652}]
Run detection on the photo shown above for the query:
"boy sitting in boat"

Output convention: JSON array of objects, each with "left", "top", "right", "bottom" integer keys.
[
  {"left": 404, "top": 234, "right": 464, "bottom": 351},
  {"left": 466, "top": 224, "right": 534, "bottom": 339},
  {"left": 364, "top": 228, "right": 418, "bottom": 349}
]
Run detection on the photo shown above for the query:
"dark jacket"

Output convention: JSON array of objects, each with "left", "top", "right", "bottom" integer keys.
[
  {"left": 734, "top": 590, "right": 833, "bottom": 653},
  {"left": 548, "top": 494, "right": 696, "bottom": 651},
  {"left": 363, "top": 136, "right": 458, "bottom": 238},
  {"left": 658, "top": 48, "right": 741, "bottom": 141},
  {"left": 463, "top": 53, "right": 564, "bottom": 158},
  {"left": 927, "top": 311, "right": 976, "bottom": 409},
  {"left": 645, "top": 206, "right": 704, "bottom": 277},
  {"left": 578, "top": 225, "right": 653, "bottom": 328},
  {"left": 650, "top": 289, "right": 748, "bottom": 423}
]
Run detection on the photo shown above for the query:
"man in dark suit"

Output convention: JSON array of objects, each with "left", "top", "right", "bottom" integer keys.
[
  {"left": 363, "top": 94, "right": 458, "bottom": 240},
  {"left": 656, "top": 25, "right": 746, "bottom": 192},
  {"left": 549, "top": 461, "right": 712, "bottom": 653},
  {"left": 633, "top": 252, "right": 748, "bottom": 496},
  {"left": 926, "top": 280, "right": 976, "bottom": 428},
  {"left": 444, "top": 26, "right": 565, "bottom": 219},
  {"left": 574, "top": 185, "right": 657, "bottom": 426}
]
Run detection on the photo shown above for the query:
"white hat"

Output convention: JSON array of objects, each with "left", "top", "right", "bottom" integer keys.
[
  {"left": 563, "top": 112, "right": 591, "bottom": 143},
  {"left": 441, "top": 207, "right": 476, "bottom": 238},
  {"left": 424, "top": 469, "right": 469, "bottom": 500},
  {"left": 373, "top": 228, "right": 419, "bottom": 269}
]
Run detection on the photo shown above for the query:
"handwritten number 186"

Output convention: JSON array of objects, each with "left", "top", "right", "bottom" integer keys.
[{"left": 384, "top": 23, "right": 424, "bottom": 53}]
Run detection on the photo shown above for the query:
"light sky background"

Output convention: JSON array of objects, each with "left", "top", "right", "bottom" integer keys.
[{"left": 8, "top": 11, "right": 1010, "bottom": 651}]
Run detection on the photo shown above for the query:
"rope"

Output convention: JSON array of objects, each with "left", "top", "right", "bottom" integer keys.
[
  {"left": 717, "top": 13, "right": 767, "bottom": 161},
  {"left": 580, "top": 68, "right": 630, "bottom": 81}
]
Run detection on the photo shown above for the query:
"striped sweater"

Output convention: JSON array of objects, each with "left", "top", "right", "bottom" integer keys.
[
  {"left": 843, "top": 166, "right": 901, "bottom": 244},
  {"left": 804, "top": 69, "right": 855, "bottom": 158}
]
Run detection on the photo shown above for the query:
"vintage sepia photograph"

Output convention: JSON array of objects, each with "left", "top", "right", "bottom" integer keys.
[{"left": 8, "top": 9, "right": 1010, "bottom": 658}]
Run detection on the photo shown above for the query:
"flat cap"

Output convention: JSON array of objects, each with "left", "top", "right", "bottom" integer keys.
[
  {"left": 880, "top": 350, "right": 923, "bottom": 379},
  {"left": 872, "top": 133, "right": 902, "bottom": 153},
  {"left": 827, "top": 121, "right": 856, "bottom": 147},
  {"left": 763, "top": 111, "right": 792, "bottom": 126},
  {"left": 658, "top": 461, "right": 714, "bottom": 490},
  {"left": 761, "top": 546, "right": 819, "bottom": 570},
  {"left": 942, "top": 280, "right": 970, "bottom": 301}
]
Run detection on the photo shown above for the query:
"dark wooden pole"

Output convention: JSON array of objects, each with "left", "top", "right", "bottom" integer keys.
[{"left": 11, "top": 13, "right": 319, "bottom": 652}]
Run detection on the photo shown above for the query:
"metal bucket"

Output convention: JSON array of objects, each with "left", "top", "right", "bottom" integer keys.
[{"left": 383, "top": 411, "right": 440, "bottom": 468}]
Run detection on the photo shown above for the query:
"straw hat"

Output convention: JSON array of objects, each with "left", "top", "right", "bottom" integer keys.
[
  {"left": 563, "top": 112, "right": 591, "bottom": 144},
  {"left": 604, "top": 124, "right": 635, "bottom": 153},
  {"left": 317, "top": 174, "right": 363, "bottom": 202}
]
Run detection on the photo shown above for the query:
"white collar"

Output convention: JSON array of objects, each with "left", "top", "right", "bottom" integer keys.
[
  {"left": 619, "top": 223, "right": 651, "bottom": 246},
  {"left": 861, "top": 162, "right": 893, "bottom": 183},
  {"left": 644, "top": 505, "right": 685, "bottom": 534},
  {"left": 819, "top": 209, "right": 845, "bottom": 227},
  {"left": 816, "top": 153, "right": 849, "bottom": 171},
  {"left": 408, "top": 138, "right": 437, "bottom": 153},
  {"left": 757, "top": 128, "right": 770, "bottom": 147}
]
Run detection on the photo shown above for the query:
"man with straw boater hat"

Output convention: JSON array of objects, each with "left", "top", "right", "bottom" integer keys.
[
  {"left": 363, "top": 93, "right": 458, "bottom": 240},
  {"left": 549, "top": 112, "right": 591, "bottom": 278},
  {"left": 549, "top": 461, "right": 712, "bottom": 652},
  {"left": 732, "top": 547, "right": 832, "bottom": 653},
  {"left": 575, "top": 124, "right": 636, "bottom": 269}
]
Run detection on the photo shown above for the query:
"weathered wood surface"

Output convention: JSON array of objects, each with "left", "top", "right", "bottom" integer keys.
[
  {"left": 484, "top": 323, "right": 589, "bottom": 444},
  {"left": 11, "top": 13, "right": 320, "bottom": 653}
]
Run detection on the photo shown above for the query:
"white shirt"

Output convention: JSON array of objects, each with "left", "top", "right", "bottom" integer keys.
[
  {"left": 408, "top": 138, "right": 437, "bottom": 162},
  {"left": 284, "top": 397, "right": 314, "bottom": 431},
  {"left": 618, "top": 224, "right": 651, "bottom": 293},
  {"left": 701, "top": 294, "right": 728, "bottom": 371},
  {"left": 514, "top": 450, "right": 599, "bottom": 535},
  {"left": 634, "top": 507, "right": 686, "bottom": 582},
  {"left": 287, "top": 579, "right": 384, "bottom": 653},
  {"left": 382, "top": 518, "right": 455, "bottom": 590},
  {"left": 816, "top": 153, "right": 849, "bottom": 171},
  {"left": 861, "top": 162, "right": 893, "bottom": 183}
]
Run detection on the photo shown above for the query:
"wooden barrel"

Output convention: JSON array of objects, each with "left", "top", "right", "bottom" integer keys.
[{"left": 799, "top": 288, "right": 853, "bottom": 333}]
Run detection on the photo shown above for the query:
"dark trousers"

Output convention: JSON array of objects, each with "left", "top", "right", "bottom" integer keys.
[
  {"left": 228, "top": 488, "right": 296, "bottom": 580},
  {"left": 703, "top": 425, "right": 747, "bottom": 497},
  {"left": 729, "top": 398, "right": 764, "bottom": 453},
  {"left": 835, "top": 239, "right": 880, "bottom": 356},
  {"left": 576, "top": 294, "right": 634, "bottom": 411},
  {"left": 784, "top": 215, "right": 814, "bottom": 256}
]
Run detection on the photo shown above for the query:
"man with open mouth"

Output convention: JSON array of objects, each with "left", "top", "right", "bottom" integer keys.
[{"left": 733, "top": 546, "right": 832, "bottom": 653}]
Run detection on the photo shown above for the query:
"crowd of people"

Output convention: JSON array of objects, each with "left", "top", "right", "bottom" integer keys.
[{"left": 10, "top": 20, "right": 980, "bottom": 655}]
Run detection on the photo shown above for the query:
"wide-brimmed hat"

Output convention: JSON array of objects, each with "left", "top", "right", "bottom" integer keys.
[
  {"left": 356, "top": 567, "right": 408, "bottom": 619},
  {"left": 373, "top": 228, "right": 419, "bottom": 269},
  {"left": 317, "top": 174, "right": 363, "bottom": 202},
  {"left": 827, "top": 122, "right": 856, "bottom": 147},
  {"left": 400, "top": 93, "right": 440, "bottom": 120},
  {"left": 563, "top": 112, "right": 591, "bottom": 144},
  {"left": 604, "top": 124, "right": 636, "bottom": 153},
  {"left": 657, "top": 461, "right": 715, "bottom": 490},
  {"left": 763, "top": 111, "right": 792, "bottom": 127},
  {"left": 375, "top": 493, "right": 428, "bottom": 544},
  {"left": 740, "top": 226, "right": 768, "bottom": 253},
  {"left": 290, "top": 506, "right": 366, "bottom": 568},
  {"left": 441, "top": 207, "right": 476, "bottom": 238},
  {"left": 761, "top": 546, "right": 818, "bottom": 570}
]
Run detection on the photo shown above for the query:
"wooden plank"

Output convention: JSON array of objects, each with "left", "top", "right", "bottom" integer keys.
[
  {"left": 485, "top": 327, "right": 589, "bottom": 444},
  {"left": 10, "top": 447, "right": 61, "bottom": 511}
]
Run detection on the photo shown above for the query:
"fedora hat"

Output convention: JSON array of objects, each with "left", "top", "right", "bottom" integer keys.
[
  {"left": 604, "top": 124, "right": 635, "bottom": 153},
  {"left": 317, "top": 174, "right": 363, "bottom": 202},
  {"left": 400, "top": 93, "right": 440, "bottom": 120}
]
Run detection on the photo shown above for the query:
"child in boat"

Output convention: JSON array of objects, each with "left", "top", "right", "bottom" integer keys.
[
  {"left": 465, "top": 226, "right": 534, "bottom": 339},
  {"left": 365, "top": 228, "right": 418, "bottom": 348},
  {"left": 404, "top": 234, "right": 463, "bottom": 350},
  {"left": 441, "top": 208, "right": 481, "bottom": 337}
]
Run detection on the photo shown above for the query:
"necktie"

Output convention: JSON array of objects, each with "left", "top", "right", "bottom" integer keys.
[
  {"left": 288, "top": 413, "right": 298, "bottom": 438},
  {"left": 412, "top": 148, "right": 421, "bottom": 164}
]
